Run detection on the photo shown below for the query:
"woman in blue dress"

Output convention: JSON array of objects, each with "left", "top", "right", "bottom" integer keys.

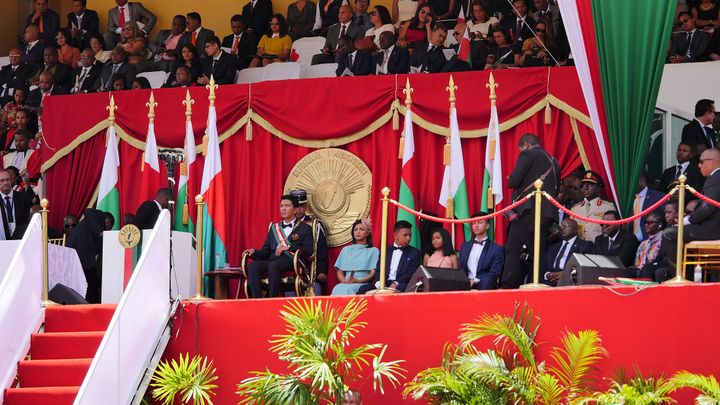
[{"left": 331, "top": 219, "right": 379, "bottom": 295}]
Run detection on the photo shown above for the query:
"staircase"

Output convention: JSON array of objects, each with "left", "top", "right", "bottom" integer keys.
[{"left": 3, "top": 304, "right": 116, "bottom": 405}]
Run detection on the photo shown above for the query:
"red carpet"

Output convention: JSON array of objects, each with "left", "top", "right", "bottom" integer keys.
[{"left": 3, "top": 304, "right": 116, "bottom": 405}]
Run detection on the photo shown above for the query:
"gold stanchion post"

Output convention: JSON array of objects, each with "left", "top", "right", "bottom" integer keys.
[
  {"left": 190, "top": 194, "right": 209, "bottom": 301},
  {"left": 520, "top": 180, "right": 549, "bottom": 289},
  {"left": 664, "top": 175, "right": 691, "bottom": 285},
  {"left": 371, "top": 187, "right": 398, "bottom": 294},
  {"left": 41, "top": 199, "right": 57, "bottom": 306}
]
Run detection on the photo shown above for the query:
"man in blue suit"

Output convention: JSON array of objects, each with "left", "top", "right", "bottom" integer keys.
[
  {"left": 458, "top": 212, "right": 504, "bottom": 290},
  {"left": 373, "top": 32, "right": 409, "bottom": 75},
  {"left": 544, "top": 217, "right": 593, "bottom": 285},
  {"left": 632, "top": 171, "right": 665, "bottom": 241},
  {"left": 357, "top": 220, "right": 421, "bottom": 294}
]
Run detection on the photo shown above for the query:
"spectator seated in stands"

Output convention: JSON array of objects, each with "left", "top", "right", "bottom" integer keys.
[
  {"left": 223, "top": 15, "right": 256, "bottom": 71},
  {"left": 0, "top": 168, "right": 33, "bottom": 241},
  {"left": 632, "top": 171, "right": 666, "bottom": 242},
  {"left": 131, "top": 76, "right": 151, "bottom": 89},
  {"left": 544, "top": 217, "right": 593, "bottom": 286},
  {"left": 691, "top": 0, "right": 720, "bottom": 30},
  {"left": 119, "top": 21, "right": 148, "bottom": 65},
  {"left": 148, "top": 15, "right": 186, "bottom": 72},
  {"left": 5, "top": 166, "right": 38, "bottom": 207},
  {"left": 198, "top": 36, "right": 238, "bottom": 85},
  {"left": 571, "top": 170, "right": 616, "bottom": 242},
  {"left": 357, "top": 220, "right": 421, "bottom": 294},
  {"left": 664, "top": 201, "right": 679, "bottom": 227},
  {"left": 111, "top": 74, "right": 128, "bottom": 91},
  {"left": 89, "top": 33, "right": 112, "bottom": 64},
  {"left": 409, "top": 23, "right": 448, "bottom": 73},
  {"left": 67, "top": 0, "right": 100, "bottom": 50},
  {"left": 557, "top": 172, "right": 582, "bottom": 214},
  {"left": 3, "top": 109, "right": 38, "bottom": 152},
  {"left": 104, "top": 0, "right": 157, "bottom": 48},
  {"left": 374, "top": 31, "right": 410, "bottom": 74},
  {"left": 312, "top": 5, "right": 365, "bottom": 65},
  {"left": 627, "top": 211, "right": 667, "bottom": 281},
  {"left": 442, "top": 19, "right": 489, "bottom": 72},
  {"left": 335, "top": 35, "right": 374, "bottom": 76},
  {"left": 242, "top": 0, "right": 273, "bottom": 46},
  {"left": 660, "top": 142, "right": 704, "bottom": 193},
  {"left": 27, "top": 71, "right": 67, "bottom": 110},
  {"left": 681, "top": 99, "right": 717, "bottom": 154},
  {"left": 35, "top": 46, "right": 73, "bottom": 90},
  {"left": 518, "top": 21, "right": 558, "bottom": 67},
  {"left": 669, "top": 12, "right": 709, "bottom": 63},
  {"left": 177, "top": 12, "right": 215, "bottom": 60},
  {"left": 95, "top": 47, "right": 136, "bottom": 92},
  {"left": 331, "top": 219, "right": 379, "bottom": 296},
  {"left": 459, "top": 213, "right": 504, "bottom": 290},
  {"left": 354, "top": 0, "right": 374, "bottom": 31},
  {"left": 56, "top": 28, "right": 81, "bottom": 69},
  {"left": 486, "top": 28, "right": 516, "bottom": 68},
  {"left": 162, "top": 65, "right": 195, "bottom": 88},
  {"left": 0, "top": 50, "right": 33, "bottom": 105},
  {"left": 315, "top": 0, "right": 343, "bottom": 35},
  {"left": 501, "top": 0, "right": 535, "bottom": 47},
  {"left": 25, "top": 0, "right": 60, "bottom": 45},
  {"left": 287, "top": 0, "right": 317, "bottom": 40},
  {"left": 63, "top": 214, "right": 79, "bottom": 236},
  {"left": 249, "top": 14, "right": 293, "bottom": 67},
  {"left": 467, "top": 2, "right": 499, "bottom": 41},
  {"left": 397, "top": 3, "right": 433, "bottom": 48},
  {"left": 362, "top": 5, "right": 395, "bottom": 50},
  {"left": 166, "top": 44, "right": 202, "bottom": 87},
  {"left": 424, "top": 227, "right": 457, "bottom": 269},
  {"left": 22, "top": 25, "right": 46, "bottom": 68},
  {"left": 71, "top": 48, "right": 102, "bottom": 94},
  {"left": 591, "top": 210, "right": 639, "bottom": 268},
  {"left": 1, "top": 90, "right": 30, "bottom": 137},
  {"left": 2, "top": 129, "right": 36, "bottom": 176}
]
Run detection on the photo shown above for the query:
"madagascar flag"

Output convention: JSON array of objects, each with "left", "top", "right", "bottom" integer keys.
[{"left": 398, "top": 85, "right": 420, "bottom": 249}]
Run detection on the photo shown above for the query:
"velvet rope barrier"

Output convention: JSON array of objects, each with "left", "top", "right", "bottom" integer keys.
[
  {"left": 688, "top": 187, "right": 720, "bottom": 208},
  {"left": 543, "top": 188, "right": 676, "bottom": 225},
  {"left": 387, "top": 193, "right": 533, "bottom": 224}
]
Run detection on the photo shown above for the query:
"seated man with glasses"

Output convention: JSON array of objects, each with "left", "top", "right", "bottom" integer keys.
[
  {"left": 626, "top": 211, "right": 667, "bottom": 280},
  {"left": 198, "top": 36, "right": 238, "bottom": 85},
  {"left": 669, "top": 12, "right": 709, "bottom": 63}
]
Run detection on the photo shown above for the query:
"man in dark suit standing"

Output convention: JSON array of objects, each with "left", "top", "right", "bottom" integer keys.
[
  {"left": 243, "top": 194, "right": 314, "bottom": 298},
  {"left": 0, "top": 50, "right": 34, "bottom": 104},
  {"left": 409, "top": 24, "right": 449, "bottom": 74},
  {"left": 71, "top": 49, "right": 102, "bottom": 94},
  {"left": 681, "top": 99, "right": 716, "bottom": 154},
  {"left": 105, "top": 0, "right": 157, "bottom": 47},
  {"left": 21, "top": 25, "right": 47, "bottom": 68},
  {"left": 502, "top": 133, "right": 561, "bottom": 288},
  {"left": 592, "top": 210, "right": 639, "bottom": 267},
  {"left": 662, "top": 148, "right": 720, "bottom": 276},
  {"left": 335, "top": 35, "right": 374, "bottom": 76},
  {"left": 374, "top": 32, "right": 409, "bottom": 74},
  {"left": 132, "top": 188, "right": 170, "bottom": 230},
  {"left": 632, "top": 171, "right": 666, "bottom": 241},
  {"left": 95, "top": 47, "right": 136, "bottom": 91},
  {"left": 544, "top": 217, "right": 593, "bottom": 285},
  {"left": 357, "top": 220, "right": 421, "bottom": 294},
  {"left": 67, "top": 0, "right": 99, "bottom": 49},
  {"left": 660, "top": 142, "right": 704, "bottom": 193},
  {"left": 198, "top": 36, "right": 238, "bottom": 85},
  {"left": 67, "top": 208, "right": 107, "bottom": 303},
  {"left": 312, "top": 5, "right": 365, "bottom": 65},
  {"left": 669, "top": 12, "right": 709, "bottom": 64},
  {"left": 25, "top": 0, "right": 60, "bottom": 45},
  {"left": 177, "top": 12, "right": 215, "bottom": 59},
  {"left": 242, "top": 0, "right": 273, "bottom": 49},
  {"left": 222, "top": 15, "right": 257, "bottom": 71},
  {"left": 458, "top": 212, "right": 504, "bottom": 290},
  {"left": 0, "top": 169, "right": 33, "bottom": 240}
]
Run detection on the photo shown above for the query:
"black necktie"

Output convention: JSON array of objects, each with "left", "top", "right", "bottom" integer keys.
[
  {"left": 340, "top": 24, "right": 346, "bottom": 38},
  {"left": 4, "top": 196, "right": 13, "bottom": 223},
  {"left": 704, "top": 127, "right": 715, "bottom": 148},
  {"left": 347, "top": 54, "right": 353, "bottom": 67},
  {"left": 607, "top": 238, "right": 613, "bottom": 254},
  {"left": 553, "top": 241, "right": 567, "bottom": 271},
  {"left": 358, "top": 16, "right": 364, "bottom": 26},
  {"left": 686, "top": 31, "right": 693, "bottom": 56},
  {"left": 212, "top": 59, "right": 218, "bottom": 74},
  {"left": 676, "top": 165, "right": 683, "bottom": 178}
]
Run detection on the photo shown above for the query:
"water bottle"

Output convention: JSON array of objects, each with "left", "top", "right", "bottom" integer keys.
[
  {"left": 216, "top": 252, "right": 221, "bottom": 270},
  {"left": 694, "top": 265, "right": 703, "bottom": 283}
]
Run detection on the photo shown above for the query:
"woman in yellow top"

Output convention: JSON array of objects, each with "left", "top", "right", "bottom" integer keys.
[{"left": 249, "top": 14, "right": 293, "bottom": 67}]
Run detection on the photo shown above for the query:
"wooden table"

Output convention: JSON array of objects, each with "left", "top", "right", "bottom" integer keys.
[{"left": 204, "top": 268, "right": 244, "bottom": 299}]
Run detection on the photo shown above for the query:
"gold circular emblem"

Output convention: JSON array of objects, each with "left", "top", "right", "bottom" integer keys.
[
  {"left": 284, "top": 148, "right": 372, "bottom": 247},
  {"left": 118, "top": 224, "right": 141, "bottom": 248}
]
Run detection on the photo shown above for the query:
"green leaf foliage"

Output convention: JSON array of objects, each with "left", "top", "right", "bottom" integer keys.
[{"left": 150, "top": 353, "right": 218, "bottom": 405}]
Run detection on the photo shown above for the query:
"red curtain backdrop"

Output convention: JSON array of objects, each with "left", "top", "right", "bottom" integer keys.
[{"left": 41, "top": 68, "right": 606, "bottom": 289}]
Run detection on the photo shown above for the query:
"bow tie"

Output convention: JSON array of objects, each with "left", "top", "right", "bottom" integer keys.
[
  {"left": 473, "top": 239, "right": 486, "bottom": 245},
  {"left": 392, "top": 245, "right": 406, "bottom": 252},
  {"left": 281, "top": 222, "right": 293, "bottom": 228}
]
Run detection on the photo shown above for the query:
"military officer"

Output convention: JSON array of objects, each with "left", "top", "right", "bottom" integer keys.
[
  {"left": 289, "top": 189, "right": 329, "bottom": 294},
  {"left": 571, "top": 170, "right": 616, "bottom": 242}
]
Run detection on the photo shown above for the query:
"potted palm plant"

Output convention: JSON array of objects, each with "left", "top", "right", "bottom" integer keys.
[
  {"left": 236, "top": 298, "right": 405, "bottom": 404},
  {"left": 150, "top": 353, "right": 219, "bottom": 405}
]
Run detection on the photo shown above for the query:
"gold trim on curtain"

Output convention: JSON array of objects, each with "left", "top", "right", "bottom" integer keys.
[{"left": 569, "top": 116, "right": 591, "bottom": 170}]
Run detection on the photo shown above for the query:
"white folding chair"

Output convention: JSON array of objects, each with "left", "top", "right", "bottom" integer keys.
[
  {"left": 235, "top": 67, "right": 265, "bottom": 84},
  {"left": 0, "top": 56, "right": 10, "bottom": 69},
  {"left": 302, "top": 63, "right": 338, "bottom": 79},
  {"left": 290, "top": 37, "right": 327, "bottom": 68},
  {"left": 263, "top": 62, "right": 302, "bottom": 81},
  {"left": 136, "top": 71, "right": 169, "bottom": 89}
]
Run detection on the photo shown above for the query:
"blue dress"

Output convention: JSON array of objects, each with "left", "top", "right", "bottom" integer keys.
[{"left": 331, "top": 244, "right": 379, "bottom": 296}]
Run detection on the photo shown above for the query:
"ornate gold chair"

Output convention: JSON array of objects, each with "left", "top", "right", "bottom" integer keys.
[{"left": 48, "top": 235, "right": 67, "bottom": 246}]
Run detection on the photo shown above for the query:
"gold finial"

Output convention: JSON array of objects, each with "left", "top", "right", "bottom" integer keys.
[
  {"left": 486, "top": 72, "right": 498, "bottom": 101},
  {"left": 381, "top": 187, "right": 390, "bottom": 198},
  {"left": 106, "top": 95, "right": 117, "bottom": 124},
  {"left": 678, "top": 174, "right": 687, "bottom": 185},
  {"left": 195, "top": 194, "right": 204, "bottom": 204},
  {"left": 207, "top": 75, "right": 218, "bottom": 105},
  {"left": 146, "top": 91, "right": 158, "bottom": 123},
  {"left": 40, "top": 198, "right": 49, "bottom": 210},
  {"left": 403, "top": 78, "right": 413, "bottom": 106},
  {"left": 446, "top": 75, "right": 457, "bottom": 105},
  {"left": 534, "top": 179, "right": 544, "bottom": 190},
  {"left": 183, "top": 89, "right": 195, "bottom": 121}
]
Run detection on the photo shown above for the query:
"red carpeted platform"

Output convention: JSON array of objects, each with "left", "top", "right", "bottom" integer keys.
[
  {"left": 164, "top": 284, "right": 720, "bottom": 404},
  {"left": 3, "top": 304, "right": 115, "bottom": 405}
]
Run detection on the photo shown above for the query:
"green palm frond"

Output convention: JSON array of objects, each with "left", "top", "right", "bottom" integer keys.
[
  {"left": 671, "top": 371, "right": 720, "bottom": 404},
  {"left": 372, "top": 345, "right": 406, "bottom": 394},
  {"left": 548, "top": 329, "right": 607, "bottom": 398},
  {"left": 574, "top": 368, "right": 677, "bottom": 405},
  {"left": 236, "top": 371, "right": 318, "bottom": 405},
  {"left": 150, "top": 353, "right": 218, "bottom": 405},
  {"left": 535, "top": 373, "right": 565, "bottom": 405}
]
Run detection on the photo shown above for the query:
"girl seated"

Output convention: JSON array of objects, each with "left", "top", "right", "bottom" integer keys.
[{"left": 423, "top": 227, "right": 457, "bottom": 269}]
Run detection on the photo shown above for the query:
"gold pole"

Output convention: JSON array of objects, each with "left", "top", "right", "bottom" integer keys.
[
  {"left": 189, "top": 194, "right": 209, "bottom": 301},
  {"left": 520, "top": 180, "right": 549, "bottom": 289},
  {"left": 664, "top": 175, "right": 691, "bottom": 285},
  {"left": 370, "top": 187, "right": 398, "bottom": 294},
  {"left": 40, "top": 199, "right": 57, "bottom": 306}
]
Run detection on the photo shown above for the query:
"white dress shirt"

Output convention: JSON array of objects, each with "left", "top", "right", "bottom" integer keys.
[
  {"left": 389, "top": 243, "right": 403, "bottom": 281},
  {"left": 467, "top": 237, "right": 487, "bottom": 282}
]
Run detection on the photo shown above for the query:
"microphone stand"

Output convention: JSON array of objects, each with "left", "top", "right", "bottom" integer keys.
[{"left": 159, "top": 148, "right": 184, "bottom": 301}]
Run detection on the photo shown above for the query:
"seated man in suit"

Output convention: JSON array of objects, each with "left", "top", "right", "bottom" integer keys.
[
  {"left": 632, "top": 171, "right": 666, "bottom": 242},
  {"left": 27, "top": 71, "right": 67, "bottom": 110},
  {"left": 501, "top": 0, "right": 535, "bottom": 45},
  {"left": 162, "top": 65, "right": 195, "bottom": 88},
  {"left": 36, "top": 46, "right": 73, "bottom": 90},
  {"left": 67, "top": 0, "right": 100, "bottom": 49},
  {"left": 132, "top": 187, "right": 170, "bottom": 229},
  {"left": 592, "top": 210, "right": 639, "bottom": 267},
  {"left": 544, "top": 217, "right": 593, "bottom": 285},
  {"left": 25, "top": 0, "right": 60, "bottom": 45},
  {"left": 0, "top": 49, "right": 34, "bottom": 104},
  {"left": 71, "top": 49, "right": 102, "bottom": 93},
  {"left": 459, "top": 211, "right": 504, "bottom": 290},
  {"left": 177, "top": 12, "right": 215, "bottom": 59},
  {"left": 243, "top": 194, "right": 314, "bottom": 298},
  {"left": 148, "top": 15, "right": 186, "bottom": 72},
  {"left": 681, "top": 99, "right": 717, "bottom": 154},
  {"left": 669, "top": 12, "right": 709, "bottom": 64},
  {"left": 662, "top": 148, "right": 720, "bottom": 278},
  {"left": 22, "top": 25, "right": 47, "bottom": 68},
  {"left": 374, "top": 32, "right": 410, "bottom": 75},
  {"left": 222, "top": 15, "right": 256, "bottom": 71},
  {"left": 335, "top": 35, "right": 374, "bottom": 76},
  {"left": 409, "top": 24, "right": 448, "bottom": 74},
  {"left": 0, "top": 169, "right": 33, "bottom": 241},
  {"left": 312, "top": 5, "right": 365, "bottom": 65},
  {"left": 95, "top": 47, "right": 136, "bottom": 92},
  {"left": 443, "top": 20, "right": 489, "bottom": 72},
  {"left": 198, "top": 36, "right": 238, "bottom": 85},
  {"left": 660, "top": 142, "right": 704, "bottom": 193},
  {"left": 357, "top": 220, "right": 421, "bottom": 294}
]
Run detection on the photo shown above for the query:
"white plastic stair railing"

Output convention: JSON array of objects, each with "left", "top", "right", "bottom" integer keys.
[
  {"left": 75, "top": 210, "right": 174, "bottom": 405},
  {"left": 0, "top": 215, "right": 44, "bottom": 393}
]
